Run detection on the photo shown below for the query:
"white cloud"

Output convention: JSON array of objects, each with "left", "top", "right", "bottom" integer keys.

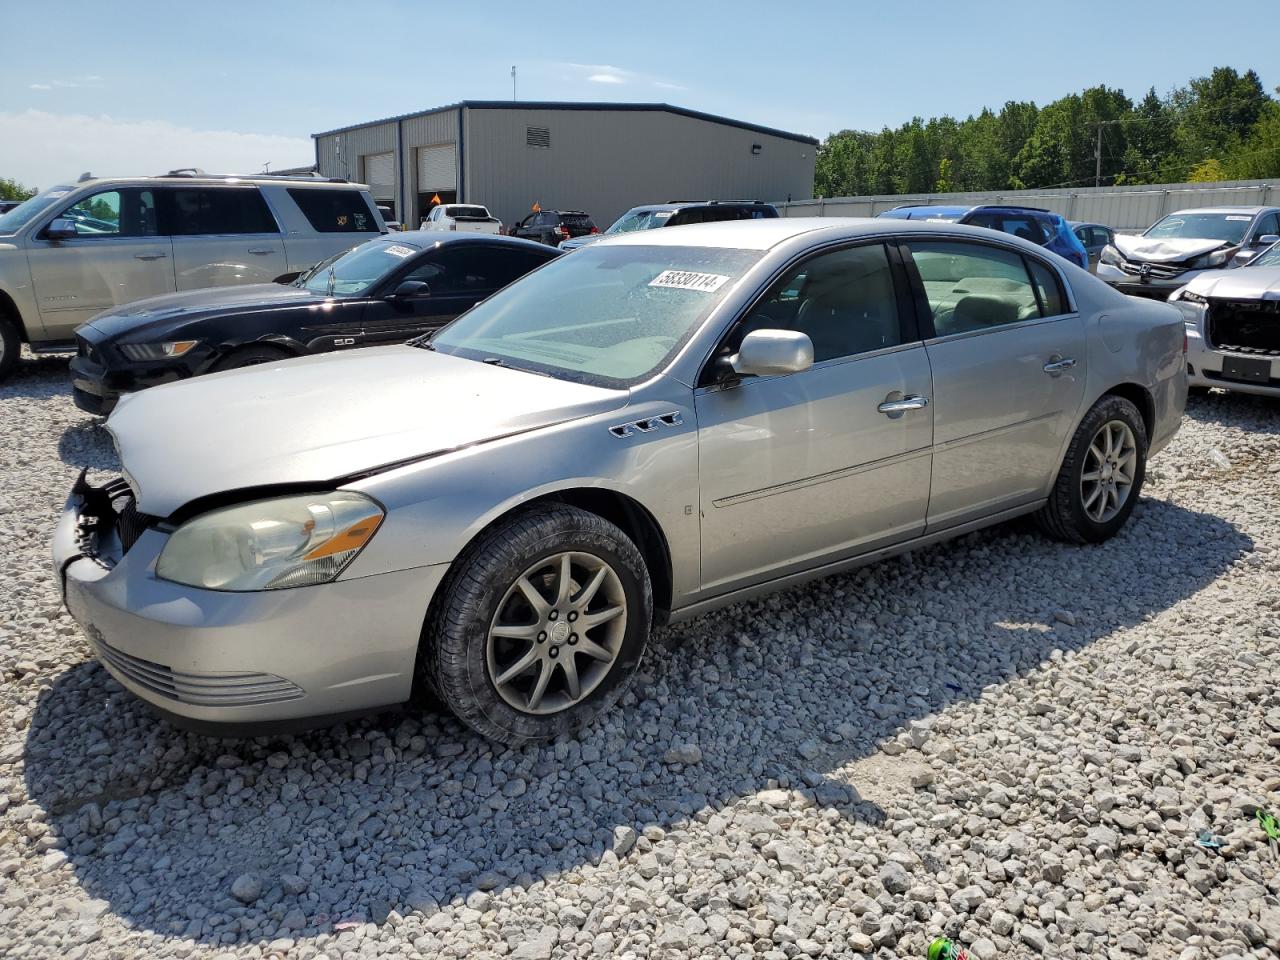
[
  {"left": 28, "top": 75, "right": 103, "bottom": 91},
  {"left": 28, "top": 83, "right": 52, "bottom": 91},
  {"left": 0, "top": 110, "right": 313, "bottom": 190},
  {"left": 561, "top": 62, "right": 686, "bottom": 93}
]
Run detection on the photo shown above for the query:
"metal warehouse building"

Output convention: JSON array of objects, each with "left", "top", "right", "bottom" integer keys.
[{"left": 312, "top": 101, "right": 817, "bottom": 230}]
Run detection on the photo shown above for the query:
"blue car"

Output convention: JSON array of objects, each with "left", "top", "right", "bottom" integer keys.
[{"left": 878, "top": 204, "right": 1090, "bottom": 270}]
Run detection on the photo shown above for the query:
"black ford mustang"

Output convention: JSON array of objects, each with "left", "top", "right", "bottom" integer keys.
[{"left": 70, "top": 233, "right": 559, "bottom": 414}]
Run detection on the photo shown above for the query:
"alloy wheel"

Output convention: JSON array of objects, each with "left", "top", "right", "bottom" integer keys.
[
  {"left": 486, "top": 551, "right": 627, "bottom": 715},
  {"left": 1080, "top": 419, "right": 1137, "bottom": 523}
]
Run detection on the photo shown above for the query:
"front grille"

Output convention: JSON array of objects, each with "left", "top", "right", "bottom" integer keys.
[
  {"left": 116, "top": 497, "right": 155, "bottom": 554},
  {"left": 1117, "top": 259, "right": 1187, "bottom": 280},
  {"left": 88, "top": 627, "right": 305, "bottom": 707},
  {"left": 1206, "top": 299, "right": 1280, "bottom": 357},
  {"left": 73, "top": 473, "right": 159, "bottom": 562}
]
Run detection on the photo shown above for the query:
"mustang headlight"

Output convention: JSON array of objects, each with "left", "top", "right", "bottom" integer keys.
[
  {"left": 119, "top": 340, "right": 199, "bottom": 362},
  {"left": 157, "top": 492, "right": 384, "bottom": 591},
  {"left": 1099, "top": 244, "right": 1123, "bottom": 267}
]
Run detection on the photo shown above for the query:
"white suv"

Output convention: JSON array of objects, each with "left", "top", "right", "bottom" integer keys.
[{"left": 0, "top": 171, "right": 385, "bottom": 380}]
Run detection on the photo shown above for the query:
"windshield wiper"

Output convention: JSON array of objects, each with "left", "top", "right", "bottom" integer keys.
[{"left": 325, "top": 267, "right": 336, "bottom": 297}]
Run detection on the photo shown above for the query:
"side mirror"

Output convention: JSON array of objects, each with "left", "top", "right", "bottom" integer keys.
[
  {"left": 727, "top": 329, "right": 814, "bottom": 378},
  {"left": 44, "top": 218, "right": 79, "bottom": 240},
  {"left": 390, "top": 280, "right": 430, "bottom": 299},
  {"left": 1255, "top": 234, "right": 1280, "bottom": 247}
]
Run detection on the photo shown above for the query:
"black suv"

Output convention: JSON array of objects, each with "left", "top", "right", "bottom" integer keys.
[
  {"left": 511, "top": 210, "right": 597, "bottom": 246},
  {"left": 559, "top": 200, "right": 779, "bottom": 251}
]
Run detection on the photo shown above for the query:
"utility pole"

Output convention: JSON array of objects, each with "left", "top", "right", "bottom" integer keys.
[
  {"left": 1095, "top": 124, "right": 1103, "bottom": 188},
  {"left": 511, "top": 65, "right": 517, "bottom": 101}
]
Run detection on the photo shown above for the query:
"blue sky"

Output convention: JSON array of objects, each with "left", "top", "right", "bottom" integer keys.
[{"left": 1, "top": 0, "right": 1273, "bottom": 187}]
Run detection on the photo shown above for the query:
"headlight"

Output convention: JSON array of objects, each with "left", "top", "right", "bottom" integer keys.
[
  {"left": 1189, "top": 249, "right": 1231, "bottom": 270},
  {"left": 118, "top": 340, "right": 198, "bottom": 362},
  {"left": 1171, "top": 289, "right": 1208, "bottom": 305},
  {"left": 157, "top": 492, "right": 384, "bottom": 591},
  {"left": 1099, "top": 244, "right": 1123, "bottom": 266}
]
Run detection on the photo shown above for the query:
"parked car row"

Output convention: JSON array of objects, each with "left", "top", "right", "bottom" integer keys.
[{"left": 48, "top": 213, "right": 1186, "bottom": 745}]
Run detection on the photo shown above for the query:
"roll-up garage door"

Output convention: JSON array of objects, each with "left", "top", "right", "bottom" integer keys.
[
  {"left": 363, "top": 152, "right": 395, "bottom": 200},
  {"left": 417, "top": 144, "right": 457, "bottom": 192}
]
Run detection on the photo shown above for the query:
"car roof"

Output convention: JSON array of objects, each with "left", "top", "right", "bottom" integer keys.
[
  {"left": 1165, "top": 206, "right": 1275, "bottom": 216},
  {"left": 377, "top": 232, "right": 553, "bottom": 252},
  {"left": 592, "top": 216, "right": 1058, "bottom": 251},
  {"left": 51, "top": 174, "right": 370, "bottom": 190}
]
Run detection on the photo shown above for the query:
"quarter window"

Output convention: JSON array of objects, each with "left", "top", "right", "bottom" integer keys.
[
  {"left": 164, "top": 188, "right": 278, "bottom": 235},
  {"left": 907, "top": 241, "right": 1044, "bottom": 336},
  {"left": 287, "top": 188, "right": 379, "bottom": 233},
  {"left": 58, "top": 189, "right": 159, "bottom": 238},
  {"left": 739, "top": 243, "right": 902, "bottom": 363}
]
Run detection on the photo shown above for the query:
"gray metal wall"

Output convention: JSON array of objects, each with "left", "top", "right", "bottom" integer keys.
[
  {"left": 464, "top": 107, "right": 815, "bottom": 228},
  {"left": 775, "top": 178, "right": 1280, "bottom": 233}
]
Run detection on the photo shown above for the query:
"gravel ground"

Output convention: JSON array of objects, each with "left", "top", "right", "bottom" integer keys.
[{"left": 2, "top": 355, "right": 1279, "bottom": 960}]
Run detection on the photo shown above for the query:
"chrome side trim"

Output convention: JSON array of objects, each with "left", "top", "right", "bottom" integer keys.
[{"left": 712, "top": 446, "right": 932, "bottom": 508}]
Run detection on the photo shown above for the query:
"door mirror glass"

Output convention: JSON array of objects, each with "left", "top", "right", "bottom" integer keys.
[
  {"left": 44, "top": 218, "right": 79, "bottom": 240},
  {"left": 729, "top": 329, "right": 813, "bottom": 378},
  {"left": 391, "top": 280, "right": 430, "bottom": 299},
  {"left": 1255, "top": 233, "right": 1280, "bottom": 247}
]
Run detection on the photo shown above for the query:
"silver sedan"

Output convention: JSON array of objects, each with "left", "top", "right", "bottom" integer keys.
[{"left": 53, "top": 218, "right": 1187, "bottom": 743}]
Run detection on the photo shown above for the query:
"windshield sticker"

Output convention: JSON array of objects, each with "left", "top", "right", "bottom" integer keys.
[
  {"left": 1226, "top": 215, "right": 1251, "bottom": 221},
  {"left": 649, "top": 270, "right": 730, "bottom": 292},
  {"left": 652, "top": 211, "right": 673, "bottom": 220},
  {"left": 382, "top": 244, "right": 415, "bottom": 258}
]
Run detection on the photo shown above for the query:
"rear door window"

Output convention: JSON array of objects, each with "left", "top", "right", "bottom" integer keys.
[
  {"left": 287, "top": 188, "right": 379, "bottom": 233},
  {"left": 906, "top": 240, "right": 1046, "bottom": 336},
  {"left": 163, "top": 188, "right": 278, "bottom": 235}
]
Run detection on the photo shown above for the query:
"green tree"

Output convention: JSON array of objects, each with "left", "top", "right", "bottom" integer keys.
[
  {"left": 1171, "top": 67, "right": 1269, "bottom": 170},
  {"left": 0, "top": 178, "right": 35, "bottom": 201},
  {"left": 1187, "top": 158, "right": 1228, "bottom": 182},
  {"left": 1223, "top": 101, "right": 1280, "bottom": 179},
  {"left": 935, "top": 156, "right": 955, "bottom": 193}
]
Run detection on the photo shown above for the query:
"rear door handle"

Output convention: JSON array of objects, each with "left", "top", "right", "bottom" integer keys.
[
  {"left": 133, "top": 253, "right": 167, "bottom": 261},
  {"left": 1043, "top": 356, "right": 1077, "bottom": 375},
  {"left": 878, "top": 394, "right": 930, "bottom": 416}
]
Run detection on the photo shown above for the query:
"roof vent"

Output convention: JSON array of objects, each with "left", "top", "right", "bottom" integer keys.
[{"left": 526, "top": 126, "right": 551, "bottom": 149}]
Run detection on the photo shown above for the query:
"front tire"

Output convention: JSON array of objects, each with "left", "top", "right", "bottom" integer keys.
[
  {"left": 0, "top": 315, "right": 20, "bottom": 382},
  {"left": 1035, "top": 394, "right": 1148, "bottom": 544},
  {"left": 421, "top": 504, "right": 652, "bottom": 744},
  {"left": 210, "top": 345, "right": 292, "bottom": 372}
]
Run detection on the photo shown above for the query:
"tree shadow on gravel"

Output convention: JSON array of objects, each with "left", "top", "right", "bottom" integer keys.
[{"left": 23, "top": 497, "right": 1250, "bottom": 948}]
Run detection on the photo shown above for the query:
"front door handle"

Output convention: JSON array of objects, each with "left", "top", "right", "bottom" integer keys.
[
  {"left": 1043, "top": 356, "right": 1077, "bottom": 375},
  {"left": 133, "top": 253, "right": 167, "bottom": 261},
  {"left": 248, "top": 248, "right": 275, "bottom": 255},
  {"left": 878, "top": 394, "right": 930, "bottom": 416}
]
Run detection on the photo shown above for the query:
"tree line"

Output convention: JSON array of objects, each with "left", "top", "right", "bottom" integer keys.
[{"left": 815, "top": 67, "right": 1280, "bottom": 198}]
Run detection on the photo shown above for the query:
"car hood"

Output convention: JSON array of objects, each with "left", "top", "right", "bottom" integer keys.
[
  {"left": 1113, "top": 235, "right": 1230, "bottom": 264},
  {"left": 560, "top": 234, "right": 604, "bottom": 251},
  {"left": 1182, "top": 265, "right": 1280, "bottom": 300},
  {"left": 107, "top": 346, "right": 628, "bottom": 516},
  {"left": 83, "top": 284, "right": 324, "bottom": 338}
]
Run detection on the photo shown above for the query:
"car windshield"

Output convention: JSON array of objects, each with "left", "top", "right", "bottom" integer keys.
[
  {"left": 298, "top": 238, "right": 420, "bottom": 296},
  {"left": 1250, "top": 243, "right": 1280, "bottom": 268},
  {"left": 0, "top": 185, "right": 75, "bottom": 234},
  {"left": 1145, "top": 213, "right": 1251, "bottom": 244},
  {"left": 430, "top": 244, "right": 762, "bottom": 386},
  {"left": 604, "top": 209, "right": 674, "bottom": 234}
]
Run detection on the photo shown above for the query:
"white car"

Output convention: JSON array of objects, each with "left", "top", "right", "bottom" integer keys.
[
  {"left": 422, "top": 204, "right": 502, "bottom": 235},
  {"left": 1172, "top": 240, "right": 1280, "bottom": 397},
  {"left": 1096, "top": 205, "right": 1280, "bottom": 300}
]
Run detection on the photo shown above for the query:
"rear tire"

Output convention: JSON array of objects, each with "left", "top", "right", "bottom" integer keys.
[
  {"left": 210, "top": 345, "right": 291, "bottom": 372},
  {"left": 421, "top": 504, "right": 652, "bottom": 744},
  {"left": 0, "top": 315, "right": 20, "bottom": 382},
  {"left": 1035, "top": 394, "right": 1148, "bottom": 544}
]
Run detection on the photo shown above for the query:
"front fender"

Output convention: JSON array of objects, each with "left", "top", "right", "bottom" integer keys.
[{"left": 341, "top": 398, "right": 701, "bottom": 603}]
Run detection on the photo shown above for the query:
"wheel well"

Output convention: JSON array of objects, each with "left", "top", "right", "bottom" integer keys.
[
  {"left": 535, "top": 489, "right": 674, "bottom": 622},
  {"left": 0, "top": 289, "right": 28, "bottom": 343},
  {"left": 1102, "top": 383, "right": 1154, "bottom": 439}
]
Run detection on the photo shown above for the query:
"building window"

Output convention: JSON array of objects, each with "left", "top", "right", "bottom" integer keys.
[{"left": 526, "top": 126, "right": 551, "bottom": 149}]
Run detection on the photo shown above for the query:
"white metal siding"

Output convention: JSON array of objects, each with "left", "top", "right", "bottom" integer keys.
[
  {"left": 363, "top": 152, "right": 395, "bottom": 199},
  {"left": 417, "top": 144, "right": 458, "bottom": 192},
  {"left": 778, "top": 178, "right": 1280, "bottom": 234},
  {"left": 315, "top": 123, "right": 395, "bottom": 183}
]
